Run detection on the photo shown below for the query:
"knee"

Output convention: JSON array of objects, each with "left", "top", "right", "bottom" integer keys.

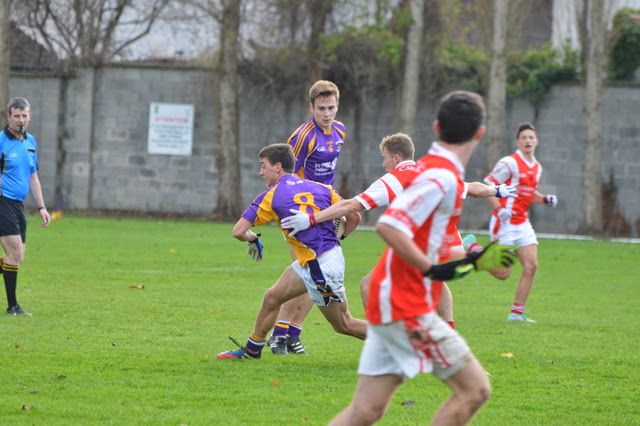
[
  {"left": 331, "top": 321, "right": 350, "bottom": 336},
  {"left": 351, "top": 403, "right": 387, "bottom": 424},
  {"left": 262, "top": 288, "right": 283, "bottom": 311},
  {"left": 522, "top": 260, "right": 538, "bottom": 276},
  {"left": 467, "top": 382, "right": 491, "bottom": 410},
  {"left": 477, "top": 383, "right": 492, "bottom": 405}
]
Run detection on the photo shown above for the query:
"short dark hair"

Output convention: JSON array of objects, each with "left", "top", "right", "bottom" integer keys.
[
  {"left": 516, "top": 122, "right": 536, "bottom": 139},
  {"left": 259, "top": 144, "right": 296, "bottom": 173},
  {"left": 436, "top": 91, "right": 485, "bottom": 144},
  {"left": 379, "top": 133, "right": 415, "bottom": 161},
  {"left": 7, "top": 97, "right": 31, "bottom": 115}
]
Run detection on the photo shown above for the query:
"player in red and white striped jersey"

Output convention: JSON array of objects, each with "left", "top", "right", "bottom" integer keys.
[
  {"left": 484, "top": 122, "right": 558, "bottom": 323},
  {"left": 331, "top": 91, "right": 508, "bottom": 426}
]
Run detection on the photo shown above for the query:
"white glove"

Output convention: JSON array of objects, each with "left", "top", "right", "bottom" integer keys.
[
  {"left": 280, "top": 209, "right": 312, "bottom": 237},
  {"left": 495, "top": 184, "right": 517, "bottom": 198},
  {"left": 496, "top": 207, "right": 512, "bottom": 223},
  {"left": 543, "top": 194, "right": 558, "bottom": 207}
]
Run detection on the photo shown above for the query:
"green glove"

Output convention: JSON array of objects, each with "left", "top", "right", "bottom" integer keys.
[{"left": 469, "top": 241, "right": 518, "bottom": 271}]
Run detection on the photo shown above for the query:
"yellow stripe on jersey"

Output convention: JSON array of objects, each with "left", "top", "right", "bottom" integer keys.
[
  {"left": 290, "top": 121, "right": 315, "bottom": 156},
  {"left": 253, "top": 186, "right": 280, "bottom": 226},
  {"left": 285, "top": 235, "right": 317, "bottom": 266},
  {"left": 307, "top": 134, "right": 316, "bottom": 156}
]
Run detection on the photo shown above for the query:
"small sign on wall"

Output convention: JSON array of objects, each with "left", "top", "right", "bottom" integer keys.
[{"left": 147, "top": 102, "right": 194, "bottom": 156}]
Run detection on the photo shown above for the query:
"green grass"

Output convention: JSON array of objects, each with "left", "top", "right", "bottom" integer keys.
[{"left": 1, "top": 215, "right": 639, "bottom": 424}]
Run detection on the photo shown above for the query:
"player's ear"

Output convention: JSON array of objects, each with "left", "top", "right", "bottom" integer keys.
[
  {"left": 433, "top": 121, "right": 440, "bottom": 136},
  {"left": 475, "top": 125, "right": 486, "bottom": 141}
]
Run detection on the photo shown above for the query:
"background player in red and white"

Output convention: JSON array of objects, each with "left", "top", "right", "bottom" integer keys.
[
  {"left": 268, "top": 80, "right": 346, "bottom": 355},
  {"left": 282, "top": 133, "right": 516, "bottom": 329},
  {"left": 330, "top": 91, "right": 516, "bottom": 426},
  {"left": 483, "top": 122, "right": 558, "bottom": 323}
]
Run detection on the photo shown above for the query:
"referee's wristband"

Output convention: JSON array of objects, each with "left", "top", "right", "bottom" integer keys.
[{"left": 38, "top": 206, "right": 47, "bottom": 211}]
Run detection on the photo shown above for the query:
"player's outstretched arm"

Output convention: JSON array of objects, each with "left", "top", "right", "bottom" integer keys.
[
  {"left": 467, "top": 182, "right": 517, "bottom": 198},
  {"left": 281, "top": 198, "right": 365, "bottom": 236},
  {"left": 532, "top": 191, "right": 558, "bottom": 207},
  {"left": 376, "top": 223, "right": 433, "bottom": 274}
]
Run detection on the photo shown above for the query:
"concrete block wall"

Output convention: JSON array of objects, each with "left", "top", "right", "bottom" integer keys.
[{"left": 8, "top": 66, "right": 640, "bottom": 236}]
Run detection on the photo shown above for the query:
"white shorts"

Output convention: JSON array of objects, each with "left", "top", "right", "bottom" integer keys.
[
  {"left": 291, "top": 245, "right": 346, "bottom": 307},
  {"left": 489, "top": 217, "right": 538, "bottom": 247},
  {"left": 358, "top": 313, "right": 473, "bottom": 381}
]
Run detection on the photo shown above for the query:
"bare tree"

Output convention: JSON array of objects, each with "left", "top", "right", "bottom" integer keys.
[
  {"left": 16, "top": 0, "right": 169, "bottom": 66},
  {"left": 581, "top": 0, "right": 607, "bottom": 234},
  {"left": 0, "top": 0, "right": 9, "bottom": 124},
  {"left": 398, "top": 0, "right": 423, "bottom": 135},
  {"left": 484, "top": 0, "right": 508, "bottom": 173}
]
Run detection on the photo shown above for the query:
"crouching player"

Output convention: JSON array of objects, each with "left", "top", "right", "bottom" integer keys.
[{"left": 217, "top": 143, "right": 365, "bottom": 359}]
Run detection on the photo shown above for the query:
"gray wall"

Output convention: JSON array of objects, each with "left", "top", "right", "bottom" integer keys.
[{"left": 9, "top": 65, "right": 640, "bottom": 236}]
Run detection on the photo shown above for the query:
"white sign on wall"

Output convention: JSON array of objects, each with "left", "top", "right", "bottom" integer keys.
[{"left": 147, "top": 103, "right": 194, "bottom": 156}]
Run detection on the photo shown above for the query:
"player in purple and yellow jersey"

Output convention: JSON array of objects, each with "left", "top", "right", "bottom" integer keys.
[
  {"left": 268, "top": 80, "right": 345, "bottom": 355},
  {"left": 217, "top": 143, "right": 365, "bottom": 360},
  {"left": 288, "top": 80, "right": 345, "bottom": 185}
]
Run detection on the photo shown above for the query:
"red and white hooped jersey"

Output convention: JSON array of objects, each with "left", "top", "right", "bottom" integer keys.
[
  {"left": 355, "top": 160, "right": 418, "bottom": 210},
  {"left": 355, "top": 160, "right": 466, "bottom": 246},
  {"left": 367, "top": 143, "right": 466, "bottom": 325},
  {"left": 484, "top": 149, "right": 541, "bottom": 225}
]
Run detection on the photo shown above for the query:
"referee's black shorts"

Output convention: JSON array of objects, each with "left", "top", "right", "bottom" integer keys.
[{"left": 0, "top": 196, "right": 27, "bottom": 243}]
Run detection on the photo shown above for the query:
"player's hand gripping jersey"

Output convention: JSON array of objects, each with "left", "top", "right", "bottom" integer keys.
[
  {"left": 241, "top": 174, "right": 343, "bottom": 266},
  {"left": 367, "top": 143, "right": 467, "bottom": 325},
  {"left": 287, "top": 118, "right": 346, "bottom": 185},
  {"left": 484, "top": 149, "right": 541, "bottom": 225}
]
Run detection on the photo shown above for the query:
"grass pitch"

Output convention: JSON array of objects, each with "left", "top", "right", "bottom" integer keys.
[{"left": 1, "top": 215, "right": 638, "bottom": 424}]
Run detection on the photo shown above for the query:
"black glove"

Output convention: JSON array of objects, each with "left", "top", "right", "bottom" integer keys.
[{"left": 423, "top": 258, "right": 474, "bottom": 281}]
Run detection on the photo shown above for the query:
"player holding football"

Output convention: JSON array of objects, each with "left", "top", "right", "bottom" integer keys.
[
  {"left": 330, "top": 90, "right": 516, "bottom": 425},
  {"left": 281, "top": 132, "right": 517, "bottom": 327},
  {"left": 217, "top": 143, "right": 365, "bottom": 360},
  {"left": 267, "top": 80, "right": 345, "bottom": 355},
  {"left": 483, "top": 122, "right": 558, "bottom": 322}
]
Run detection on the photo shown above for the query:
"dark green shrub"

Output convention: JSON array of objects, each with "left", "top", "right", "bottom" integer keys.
[{"left": 608, "top": 8, "right": 640, "bottom": 81}]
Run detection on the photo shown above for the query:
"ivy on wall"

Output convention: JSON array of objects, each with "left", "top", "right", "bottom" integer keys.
[{"left": 608, "top": 8, "right": 640, "bottom": 81}]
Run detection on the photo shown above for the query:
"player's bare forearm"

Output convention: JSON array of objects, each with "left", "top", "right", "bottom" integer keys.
[
  {"left": 531, "top": 191, "right": 545, "bottom": 204},
  {"left": 315, "top": 198, "right": 364, "bottom": 224},
  {"left": 375, "top": 223, "right": 431, "bottom": 274},
  {"left": 449, "top": 246, "right": 466, "bottom": 260},
  {"left": 467, "top": 181, "right": 498, "bottom": 198},
  {"left": 232, "top": 217, "right": 259, "bottom": 242},
  {"left": 487, "top": 195, "right": 501, "bottom": 210}
]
